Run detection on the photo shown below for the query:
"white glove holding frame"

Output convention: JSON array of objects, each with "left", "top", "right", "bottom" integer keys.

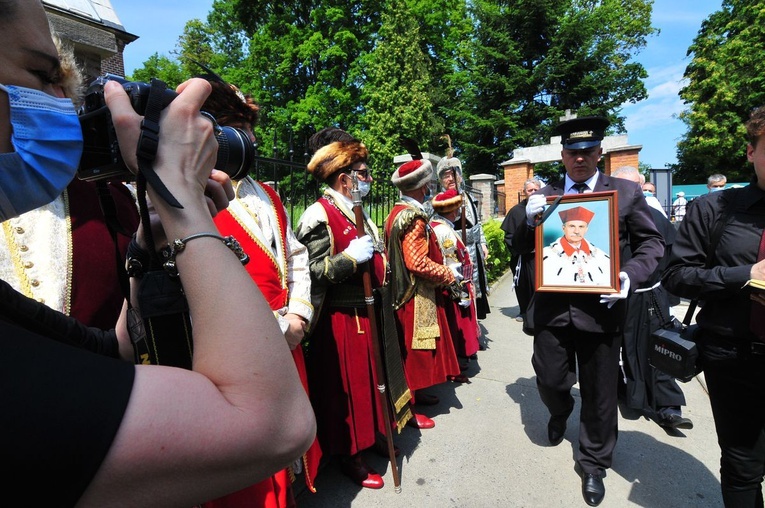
[
  {"left": 525, "top": 194, "right": 547, "bottom": 226},
  {"left": 600, "top": 272, "right": 630, "bottom": 309}
]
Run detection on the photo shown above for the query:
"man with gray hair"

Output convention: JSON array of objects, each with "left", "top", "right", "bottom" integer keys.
[
  {"left": 707, "top": 173, "right": 727, "bottom": 193},
  {"left": 611, "top": 166, "right": 667, "bottom": 217},
  {"left": 437, "top": 156, "right": 491, "bottom": 320}
]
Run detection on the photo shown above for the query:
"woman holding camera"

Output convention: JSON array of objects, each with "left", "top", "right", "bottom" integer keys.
[{"left": 0, "top": 1, "right": 315, "bottom": 506}]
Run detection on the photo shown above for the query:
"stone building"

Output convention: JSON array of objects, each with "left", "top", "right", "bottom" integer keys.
[{"left": 43, "top": 0, "right": 137, "bottom": 81}]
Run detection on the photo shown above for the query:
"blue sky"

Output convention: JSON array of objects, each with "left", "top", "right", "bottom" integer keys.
[{"left": 113, "top": 0, "right": 723, "bottom": 170}]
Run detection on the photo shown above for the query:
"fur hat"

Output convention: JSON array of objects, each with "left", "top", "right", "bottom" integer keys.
[
  {"left": 436, "top": 156, "right": 463, "bottom": 180},
  {"left": 391, "top": 159, "right": 433, "bottom": 191},
  {"left": 307, "top": 140, "right": 368, "bottom": 182},
  {"left": 432, "top": 189, "right": 462, "bottom": 214},
  {"left": 558, "top": 206, "right": 595, "bottom": 224}
]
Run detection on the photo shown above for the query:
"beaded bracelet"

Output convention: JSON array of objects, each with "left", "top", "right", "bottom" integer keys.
[{"left": 161, "top": 233, "right": 250, "bottom": 277}]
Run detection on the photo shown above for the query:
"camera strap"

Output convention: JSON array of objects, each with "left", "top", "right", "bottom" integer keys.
[{"left": 135, "top": 78, "right": 182, "bottom": 209}]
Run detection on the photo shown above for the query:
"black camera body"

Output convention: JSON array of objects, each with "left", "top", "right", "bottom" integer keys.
[{"left": 78, "top": 74, "right": 254, "bottom": 182}]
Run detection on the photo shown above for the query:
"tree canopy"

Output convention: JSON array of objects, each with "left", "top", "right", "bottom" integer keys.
[
  {"left": 674, "top": 0, "right": 765, "bottom": 183},
  {"left": 129, "top": 0, "right": 655, "bottom": 181}
]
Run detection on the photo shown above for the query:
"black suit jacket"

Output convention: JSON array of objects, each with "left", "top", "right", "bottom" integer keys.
[{"left": 514, "top": 173, "right": 664, "bottom": 333}]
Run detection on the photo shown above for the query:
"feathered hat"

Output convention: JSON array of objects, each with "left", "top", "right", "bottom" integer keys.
[
  {"left": 391, "top": 159, "right": 433, "bottom": 191},
  {"left": 432, "top": 188, "right": 463, "bottom": 214},
  {"left": 436, "top": 134, "right": 463, "bottom": 179},
  {"left": 392, "top": 136, "right": 433, "bottom": 191},
  {"left": 307, "top": 140, "right": 368, "bottom": 182}
]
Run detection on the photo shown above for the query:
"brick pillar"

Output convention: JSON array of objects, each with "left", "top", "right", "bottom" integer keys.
[
  {"left": 468, "top": 174, "right": 496, "bottom": 222},
  {"left": 502, "top": 160, "right": 533, "bottom": 206},
  {"left": 604, "top": 147, "right": 640, "bottom": 175}
]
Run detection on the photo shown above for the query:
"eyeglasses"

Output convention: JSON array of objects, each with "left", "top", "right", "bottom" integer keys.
[{"left": 350, "top": 169, "right": 370, "bottom": 180}]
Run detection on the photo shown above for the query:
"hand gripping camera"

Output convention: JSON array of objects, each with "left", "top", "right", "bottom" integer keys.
[{"left": 77, "top": 74, "right": 254, "bottom": 182}]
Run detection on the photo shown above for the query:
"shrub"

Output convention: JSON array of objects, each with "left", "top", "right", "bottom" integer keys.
[{"left": 482, "top": 219, "right": 510, "bottom": 284}]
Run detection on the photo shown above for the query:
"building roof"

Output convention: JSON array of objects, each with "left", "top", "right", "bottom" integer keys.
[{"left": 43, "top": 0, "right": 127, "bottom": 32}]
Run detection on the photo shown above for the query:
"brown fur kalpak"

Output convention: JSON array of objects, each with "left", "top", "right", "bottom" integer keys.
[
  {"left": 391, "top": 159, "right": 433, "bottom": 192},
  {"left": 432, "top": 188, "right": 462, "bottom": 214},
  {"left": 307, "top": 140, "right": 368, "bottom": 182}
]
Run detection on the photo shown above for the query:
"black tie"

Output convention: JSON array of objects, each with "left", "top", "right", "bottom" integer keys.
[{"left": 572, "top": 183, "right": 588, "bottom": 194}]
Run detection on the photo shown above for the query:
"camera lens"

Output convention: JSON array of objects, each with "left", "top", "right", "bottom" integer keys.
[{"left": 215, "top": 126, "right": 254, "bottom": 181}]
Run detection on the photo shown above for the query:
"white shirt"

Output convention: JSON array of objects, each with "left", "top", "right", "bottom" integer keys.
[{"left": 564, "top": 172, "right": 600, "bottom": 194}]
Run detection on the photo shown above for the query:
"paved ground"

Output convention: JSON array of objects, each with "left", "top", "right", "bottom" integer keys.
[{"left": 295, "top": 272, "right": 727, "bottom": 507}]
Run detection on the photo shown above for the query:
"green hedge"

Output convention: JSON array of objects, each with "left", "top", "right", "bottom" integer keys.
[{"left": 483, "top": 219, "right": 511, "bottom": 284}]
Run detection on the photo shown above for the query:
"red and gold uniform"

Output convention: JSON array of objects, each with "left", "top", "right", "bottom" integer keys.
[
  {"left": 385, "top": 196, "right": 461, "bottom": 392},
  {"left": 430, "top": 214, "right": 480, "bottom": 359},
  {"left": 296, "top": 187, "right": 395, "bottom": 456},
  {"left": 205, "top": 177, "right": 320, "bottom": 508}
]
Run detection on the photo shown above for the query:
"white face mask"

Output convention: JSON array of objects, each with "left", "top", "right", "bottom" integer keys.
[{"left": 357, "top": 180, "right": 371, "bottom": 197}]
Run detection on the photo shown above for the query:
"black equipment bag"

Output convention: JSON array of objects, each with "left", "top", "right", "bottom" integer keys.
[{"left": 649, "top": 325, "right": 699, "bottom": 383}]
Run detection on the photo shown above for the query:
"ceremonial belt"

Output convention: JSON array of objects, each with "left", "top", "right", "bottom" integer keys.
[{"left": 327, "top": 284, "right": 378, "bottom": 308}]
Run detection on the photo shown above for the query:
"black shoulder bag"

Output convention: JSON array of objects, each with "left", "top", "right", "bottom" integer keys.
[{"left": 649, "top": 194, "right": 737, "bottom": 382}]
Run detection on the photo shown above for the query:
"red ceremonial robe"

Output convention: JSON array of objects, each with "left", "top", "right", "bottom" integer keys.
[
  {"left": 307, "top": 196, "right": 389, "bottom": 456},
  {"left": 385, "top": 204, "right": 461, "bottom": 393},
  {"left": 205, "top": 183, "right": 320, "bottom": 508},
  {"left": 69, "top": 178, "right": 139, "bottom": 328},
  {"left": 430, "top": 219, "right": 480, "bottom": 359}
]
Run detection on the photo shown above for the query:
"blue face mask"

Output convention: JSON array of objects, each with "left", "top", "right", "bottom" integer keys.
[
  {"left": 358, "top": 180, "right": 371, "bottom": 198},
  {"left": 0, "top": 84, "right": 83, "bottom": 221},
  {"left": 643, "top": 191, "right": 654, "bottom": 198}
]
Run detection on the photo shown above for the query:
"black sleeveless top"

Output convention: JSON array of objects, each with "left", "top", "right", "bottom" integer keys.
[{"left": 0, "top": 318, "right": 135, "bottom": 506}]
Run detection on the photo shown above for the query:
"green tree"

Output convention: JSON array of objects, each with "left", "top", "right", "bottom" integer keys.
[
  {"left": 461, "top": 0, "right": 654, "bottom": 177},
  {"left": 405, "top": 0, "right": 473, "bottom": 160},
  {"left": 675, "top": 0, "right": 765, "bottom": 183},
  {"left": 359, "top": 3, "right": 441, "bottom": 178},
  {"left": 221, "top": 0, "right": 383, "bottom": 160},
  {"left": 128, "top": 53, "right": 185, "bottom": 88}
]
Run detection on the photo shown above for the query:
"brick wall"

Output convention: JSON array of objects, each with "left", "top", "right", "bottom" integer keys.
[
  {"left": 101, "top": 40, "right": 127, "bottom": 77},
  {"left": 604, "top": 148, "right": 640, "bottom": 176},
  {"left": 502, "top": 160, "right": 533, "bottom": 207}
]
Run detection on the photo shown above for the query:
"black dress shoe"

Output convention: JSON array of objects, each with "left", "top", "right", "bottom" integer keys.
[
  {"left": 658, "top": 413, "right": 694, "bottom": 430},
  {"left": 582, "top": 473, "right": 605, "bottom": 506},
  {"left": 547, "top": 415, "right": 567, "bottom": 446}
]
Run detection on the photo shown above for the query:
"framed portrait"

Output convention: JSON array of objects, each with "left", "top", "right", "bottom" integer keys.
[{"left": 535, "top": 191, "right": 620, "bottom": 293}]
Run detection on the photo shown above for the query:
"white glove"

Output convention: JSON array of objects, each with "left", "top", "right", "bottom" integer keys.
[
  {"left": 526, "top": 194, "right": 547, "bottom": 225},
  {"left": 599, "top": 272, "right": 630, "bottom": 309},
  {"left": 458, "top": 297, "right": 471, "bottom": 308},
  {"left": 344, "top": 236, "right": 374, "bottom": 263},
  {"left": 451, "top": 265, "right": 464, "bottom": 282}
]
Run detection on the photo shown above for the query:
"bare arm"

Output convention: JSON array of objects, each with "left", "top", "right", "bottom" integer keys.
[{"left": 77, "top": 79, "right": 315, "bottom": 508}]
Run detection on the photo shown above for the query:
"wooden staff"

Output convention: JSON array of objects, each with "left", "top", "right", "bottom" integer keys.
[
  {"left": 460, "top": 184, "right": 468, "bottom": 246},
  {"left": 351, "top": 174, "right": 402, "bottom": 493}
]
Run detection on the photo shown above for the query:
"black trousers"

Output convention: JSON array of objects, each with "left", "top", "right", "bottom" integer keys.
[
  {"left": 514, "top": 254, "right": 535, "bottom": 317},
  {"left": 704, "top": 351, "right": 765, "bottom": 507},
  {"left": 533, "top": 325, "right": 621, "bottom": 475}
]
